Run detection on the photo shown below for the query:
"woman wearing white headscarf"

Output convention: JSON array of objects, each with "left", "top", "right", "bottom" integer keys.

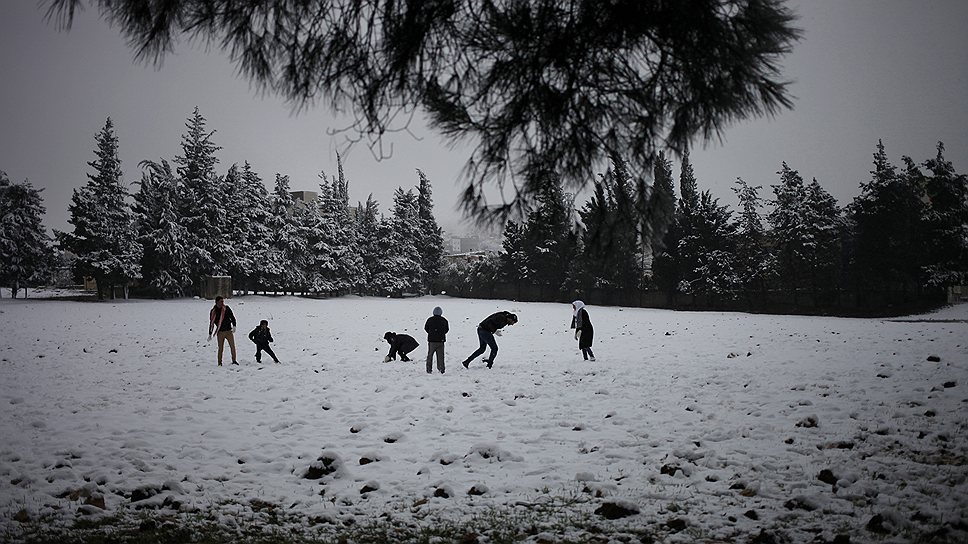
[{"left": 570, "top": 300, "right": 596, "bottom": 361}]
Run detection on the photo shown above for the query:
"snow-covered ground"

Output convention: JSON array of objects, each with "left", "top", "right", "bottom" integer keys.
[{"left": 1, "top": 294, "right": 966, "bottom": 542}]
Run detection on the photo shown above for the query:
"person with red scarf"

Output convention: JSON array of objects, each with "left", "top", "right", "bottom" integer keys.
[{"left": 208, "top": 296, "right": 238, "bottom": 366}]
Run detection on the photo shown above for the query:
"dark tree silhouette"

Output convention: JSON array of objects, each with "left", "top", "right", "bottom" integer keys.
[{"left": 46, "top": 0, "right": 799, "bottom": 229}]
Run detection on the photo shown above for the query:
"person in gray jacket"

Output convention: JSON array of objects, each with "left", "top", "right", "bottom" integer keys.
[{"left": 424, "top": 306, "right": 449, "bottom": 374}]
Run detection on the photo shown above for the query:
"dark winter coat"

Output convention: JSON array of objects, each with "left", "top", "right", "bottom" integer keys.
[
  {"left": 248, "top": 326, "right": 274, "bottom": 346},
  {"left": 387, "top": 333, "right": 419, "bottom": 358},
  {"left": 424, "top": 315, "right": 449, "bottom": 343},
  {"left": 209, "top": 305, "right": 236, "bottom": 333},
  {"left": 479, "top": 311, "right": 515, "bottom": 333},
  {"left": 572, "top": 308, "right": 594, "bottom": 349}
]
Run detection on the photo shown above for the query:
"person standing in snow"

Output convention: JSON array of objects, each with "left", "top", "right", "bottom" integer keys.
[
  {"left": 384, "top": 331, "right": 419, "bottom": 362},
  {"left": 424, "top": 306, "right": 449, "bottom": 374},
  {"left": 570, "top": 300, "right": 596, "bottom": 361},
  {"left": 208, "top": 296, "right": 238, "bottom": 366},
  {"left": 461, "top": 311, "right": 518, "bottom": 369},
  {"left": 248, "top": 319, "right": 280, "bottom": 364}
]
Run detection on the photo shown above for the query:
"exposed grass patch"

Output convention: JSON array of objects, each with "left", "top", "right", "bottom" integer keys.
[{"left": 2, "top": 500, "right": 657, "bottom": 544}]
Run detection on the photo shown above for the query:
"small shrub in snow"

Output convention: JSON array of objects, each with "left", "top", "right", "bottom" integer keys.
[
  {"left": 303, "top": 452, "right": 343, "bottom": 480},
  {"left": 594, "top": 500, "right": 639, "bottom": 519}
]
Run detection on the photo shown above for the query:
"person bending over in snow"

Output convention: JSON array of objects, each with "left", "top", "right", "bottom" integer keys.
[
  {"left": 384, "top": 331, "right": 419, "bottom": 362},
  {"left": 248, "top": 319, "right": 280, "bottom": 364},
  {"left": 570, "top": 300, "right": 596, "bottom": 361},
  {"left": 461, "top": 311, "right": 518, "bottom": 369},
  {"left": 208, "top": 296, "right": 238, "bottom": 366},
  {"left": 424, "top": 306, "right": 449, "bottom": 374}
]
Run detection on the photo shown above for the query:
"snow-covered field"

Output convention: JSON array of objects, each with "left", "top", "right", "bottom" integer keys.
[{"left": 1, "top": 293, "right": 966, "bottom": 542}]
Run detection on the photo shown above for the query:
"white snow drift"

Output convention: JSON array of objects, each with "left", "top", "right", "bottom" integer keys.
[{"left": 0, "top": 294, "right": 965, "bottom": 542}]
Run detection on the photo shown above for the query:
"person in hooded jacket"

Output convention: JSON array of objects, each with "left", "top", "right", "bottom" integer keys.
[
  {"left": 384, "top": 331, "right": 419, "bottom": 362},
  {"left": 248, "top": 319, "right": 280, "bottom": 364},
  {"left": 570, "top": 300, "right": 596, "bottom": 361},
  {"left": 461, "top": 311, "right": 517, "bottom": 369},
  {"left": 424, "top": 306, "right": 449, "bottom": 374}
]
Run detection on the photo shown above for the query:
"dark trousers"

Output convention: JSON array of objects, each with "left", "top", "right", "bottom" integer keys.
[
  {"left": 465, "top": 328, "right": 498, "bottom": 365},
  {"left": 255, "top": 342, "right": 278, "bottom": 363},
  {"left": 426, "top": 342, "right": 445, "bottom": 373}
]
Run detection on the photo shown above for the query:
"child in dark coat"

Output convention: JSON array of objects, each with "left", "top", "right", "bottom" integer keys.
[
  {"left": 571, "top": 300, "right": 595, "bottom": 361},
  {"left": 384, "top": 332, "right": 419, "bottom": 362},
  {"left": 424, "top": 306, "right": 449, "bottom": 374},
  {"left": 248, "top": 320, "right": 280, "bottom": 364}
]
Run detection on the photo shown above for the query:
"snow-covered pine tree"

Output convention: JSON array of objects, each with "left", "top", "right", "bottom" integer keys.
[
  {"left": 767, "top": 162, "right": 809, "bottom": 302},
  {"left": 354, "top": 195, "right": 381, "bottom": 294},
  {"left": 802, "top": 177, "right": 843, "bottom": 297},
  {"left": 678, "top": 191, "right": 738, "bottom": 302},
  {"left": 416, "top": 169, "right": 444, "bottom": 293},
  {"left": 216, "top": 164, "right": 248, "bottom": 288},
  {"left": 851, "top": 141, "right": 902, "bottom": 292},
  {"left": 731, "top": 177, "right": 774, "bottom": 303},
  {"left": 174, "top": 107, "right": 225, "bottom": 294},
  {"left": 227, "top": 162, "right": 272, "bottom": 294},
  {"left": 310, "top": 156, "right": 362, "bottom": 295},
  {"left": 577, "top": 181, "right": 610, "bottom": 287},
  {"left": 368, "top": 188, "right": 423, "bottom": 296},
  {"left": 58, "top": 118, "right": 143, "bottom": 299},
  {"left": 500, "top": 219, "right": 530, "bottom": 283},
  {"left": 658, "top": 151, "right": 704, "bottom": 297},
  {"left": 896, "top": 156, "right": 930, "bottom": 289},
  {"left": 648, "top": 152, "right": 677, "bottom": 271},
  {"left": 607, "top": 154, "right": 643, "bottom": 287},
  {"left": 0, "top": 173, "right": 51, "bottom": 298},
  {"left": 331, "top": 156, "right": 364, "bottom": 292},
  {"left": 519, "top": 175, "right": 576, "bottom": 291},
  {"left": 263, "top": 173, "right": 307, "bottom": 293},
  {"left": 369, "top": 218, "right": 414, "bottom": 297},
  {"left": 921, "top": 142, "right": 968, "bottom": 287},
  {"left": 678, "top": 149, "right": 700, "bottom": 215},
  {"left": 577, "top": 154, "right": 644, "bottom": 289},
  {"left": 133, "top": 159, "right": 191, "bottom": 297},
  {"left": 302, "top": 177, "right": 336, "bottom": 294}
]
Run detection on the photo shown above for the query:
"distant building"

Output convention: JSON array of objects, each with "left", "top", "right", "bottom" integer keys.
[
  {"left": 445, "top": 235, "right": 484, "bottom": 254},
  {"left": 290, "top": 190, "right": 318, "bottom": 210},
  {"left": 442, "top": 251, "right": 491, "bottom": 264}
]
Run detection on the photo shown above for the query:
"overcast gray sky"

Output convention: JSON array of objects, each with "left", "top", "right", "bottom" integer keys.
[{"left": 2, "top": 0, "right": 966, "bottom": 236}]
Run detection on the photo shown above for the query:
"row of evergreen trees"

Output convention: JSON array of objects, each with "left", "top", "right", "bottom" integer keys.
[
  {"left": 442, "top": 142, "right": 967, "bottom": 309},
  {"left": 1, "top": 109, "right": 445, "bottom": 299},
  {"left": 3, "top": 111, "right": 965, "bottom": 309}
]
